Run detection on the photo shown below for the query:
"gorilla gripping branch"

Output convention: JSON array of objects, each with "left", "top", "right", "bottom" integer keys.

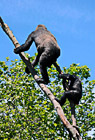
[{"left": 0, "top": 17, "right": 82, "bottom": 140}]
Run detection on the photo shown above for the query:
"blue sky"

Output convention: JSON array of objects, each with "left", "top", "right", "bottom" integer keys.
[{"left": 0, "top": 0, "right": 95, "bottom": 80}]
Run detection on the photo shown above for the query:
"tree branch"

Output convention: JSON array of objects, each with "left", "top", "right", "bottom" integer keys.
[{"left": 0, "top": 16, "right": 82, "bottom": 140}]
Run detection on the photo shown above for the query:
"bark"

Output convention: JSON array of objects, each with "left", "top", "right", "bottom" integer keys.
[{"left": 0, "top": 16, "right": 82, "bottom": 140}]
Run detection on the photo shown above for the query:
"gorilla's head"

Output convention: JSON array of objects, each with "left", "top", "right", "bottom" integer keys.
[{"left": 36, "top": 24, "right": 47, "bottom": 30}]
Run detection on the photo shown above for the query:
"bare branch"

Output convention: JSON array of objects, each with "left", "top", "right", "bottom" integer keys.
[{"left": 0, "top": 16, "right": 82, "bottom": 140}]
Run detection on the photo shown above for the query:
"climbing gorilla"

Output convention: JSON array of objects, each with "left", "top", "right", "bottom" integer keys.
[
  {"left": 14, "top": 25, "right": 61, "bottom": 84},
  {"left": 55, "top": 74, "right": 82, "bottom": 106}
]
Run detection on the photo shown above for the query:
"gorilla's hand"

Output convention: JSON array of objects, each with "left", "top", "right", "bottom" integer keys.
[{"left": 14, "top": 47, "right": 20, "bottom": 54}]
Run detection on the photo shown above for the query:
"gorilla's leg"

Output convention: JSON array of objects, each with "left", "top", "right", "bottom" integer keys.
[
  {"left": 36, "top": 52, "right": 50, "bottom": 84},
  {"left": 32, "top": 52, "right": 41, "bottom": 67},
  {"left": 25, "top": 54, "right": 40, "bottom": 74},
  {"left": 39, "top": 64, "right": 49, "bottom": 84},
  {"left": 55, "top": 90, "right": 80, "bottom": 106},
  {"left": 35, "top": 62, "right": 49, "bottom": 84},
  {"left": 55, "top": 92, "right": 66, "bottom": 106},
  {"left": 64, "top": 90, "right": 80, "bottom": 105},
  {"left": 25, "top": 66, "right": 30, "bottom": 74}
]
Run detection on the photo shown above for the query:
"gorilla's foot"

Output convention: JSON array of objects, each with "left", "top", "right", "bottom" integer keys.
[{"left": 36, "top": 78, "right": 49, "bottom": 84}]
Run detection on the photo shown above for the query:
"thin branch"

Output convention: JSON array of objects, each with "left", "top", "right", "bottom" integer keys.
[{"left": 0, "top": 16, "right": 82, "bottom": 140}]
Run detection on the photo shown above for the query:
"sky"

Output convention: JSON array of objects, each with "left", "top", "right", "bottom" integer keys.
[{"left": 0, "top": 0, "right": 95, "bottom": 80}]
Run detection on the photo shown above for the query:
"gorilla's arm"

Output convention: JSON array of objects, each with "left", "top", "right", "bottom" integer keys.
[
  {"left": 14, "top": 33, "right": 34, "bottom": 54},
  {"left": 59, "top": 74, "right": 71, "bottom": 91},
  {"left": 53, "top": 62, "right": 62, "bottom": 74}
]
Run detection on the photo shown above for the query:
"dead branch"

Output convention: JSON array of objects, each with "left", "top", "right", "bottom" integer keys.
[{"left": 0, "top": 16, "right": 82, "bottom": 140}]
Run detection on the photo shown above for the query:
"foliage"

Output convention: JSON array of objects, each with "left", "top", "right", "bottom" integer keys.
[{"left": 0, "top": 56, "right": 95, "bottom": 140}]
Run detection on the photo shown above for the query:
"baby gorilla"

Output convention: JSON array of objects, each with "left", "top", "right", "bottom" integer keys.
[
  {"left": 56, "top": 74, "right": 82, "bottom": 106},
  {"left": 14, "top": 25, "right": 61, "bottom": 84}
]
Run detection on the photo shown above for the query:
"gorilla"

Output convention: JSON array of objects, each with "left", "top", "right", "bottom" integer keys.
[
  {"left": 55, "top": 74, "right": 82, "bottom": 106},
  {"left": 14, "top": 25, "right": 61, "bottom": 84}
]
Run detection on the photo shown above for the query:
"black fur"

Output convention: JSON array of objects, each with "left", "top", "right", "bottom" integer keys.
[
  {"left": 14, "top": 25, "right": 61, "bottom": 84},
  {"left": 56, "top": 74, "right": 82, "bottom": 105}
]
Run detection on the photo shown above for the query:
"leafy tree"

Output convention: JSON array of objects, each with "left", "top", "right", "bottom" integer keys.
[{"left": 0, "top": 57, "right": 95, "bottom": 139}]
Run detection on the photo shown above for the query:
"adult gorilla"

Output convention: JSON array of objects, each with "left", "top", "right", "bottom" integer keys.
[{"left": 14, "top": 25, "right": 61, "bottom": 84}]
